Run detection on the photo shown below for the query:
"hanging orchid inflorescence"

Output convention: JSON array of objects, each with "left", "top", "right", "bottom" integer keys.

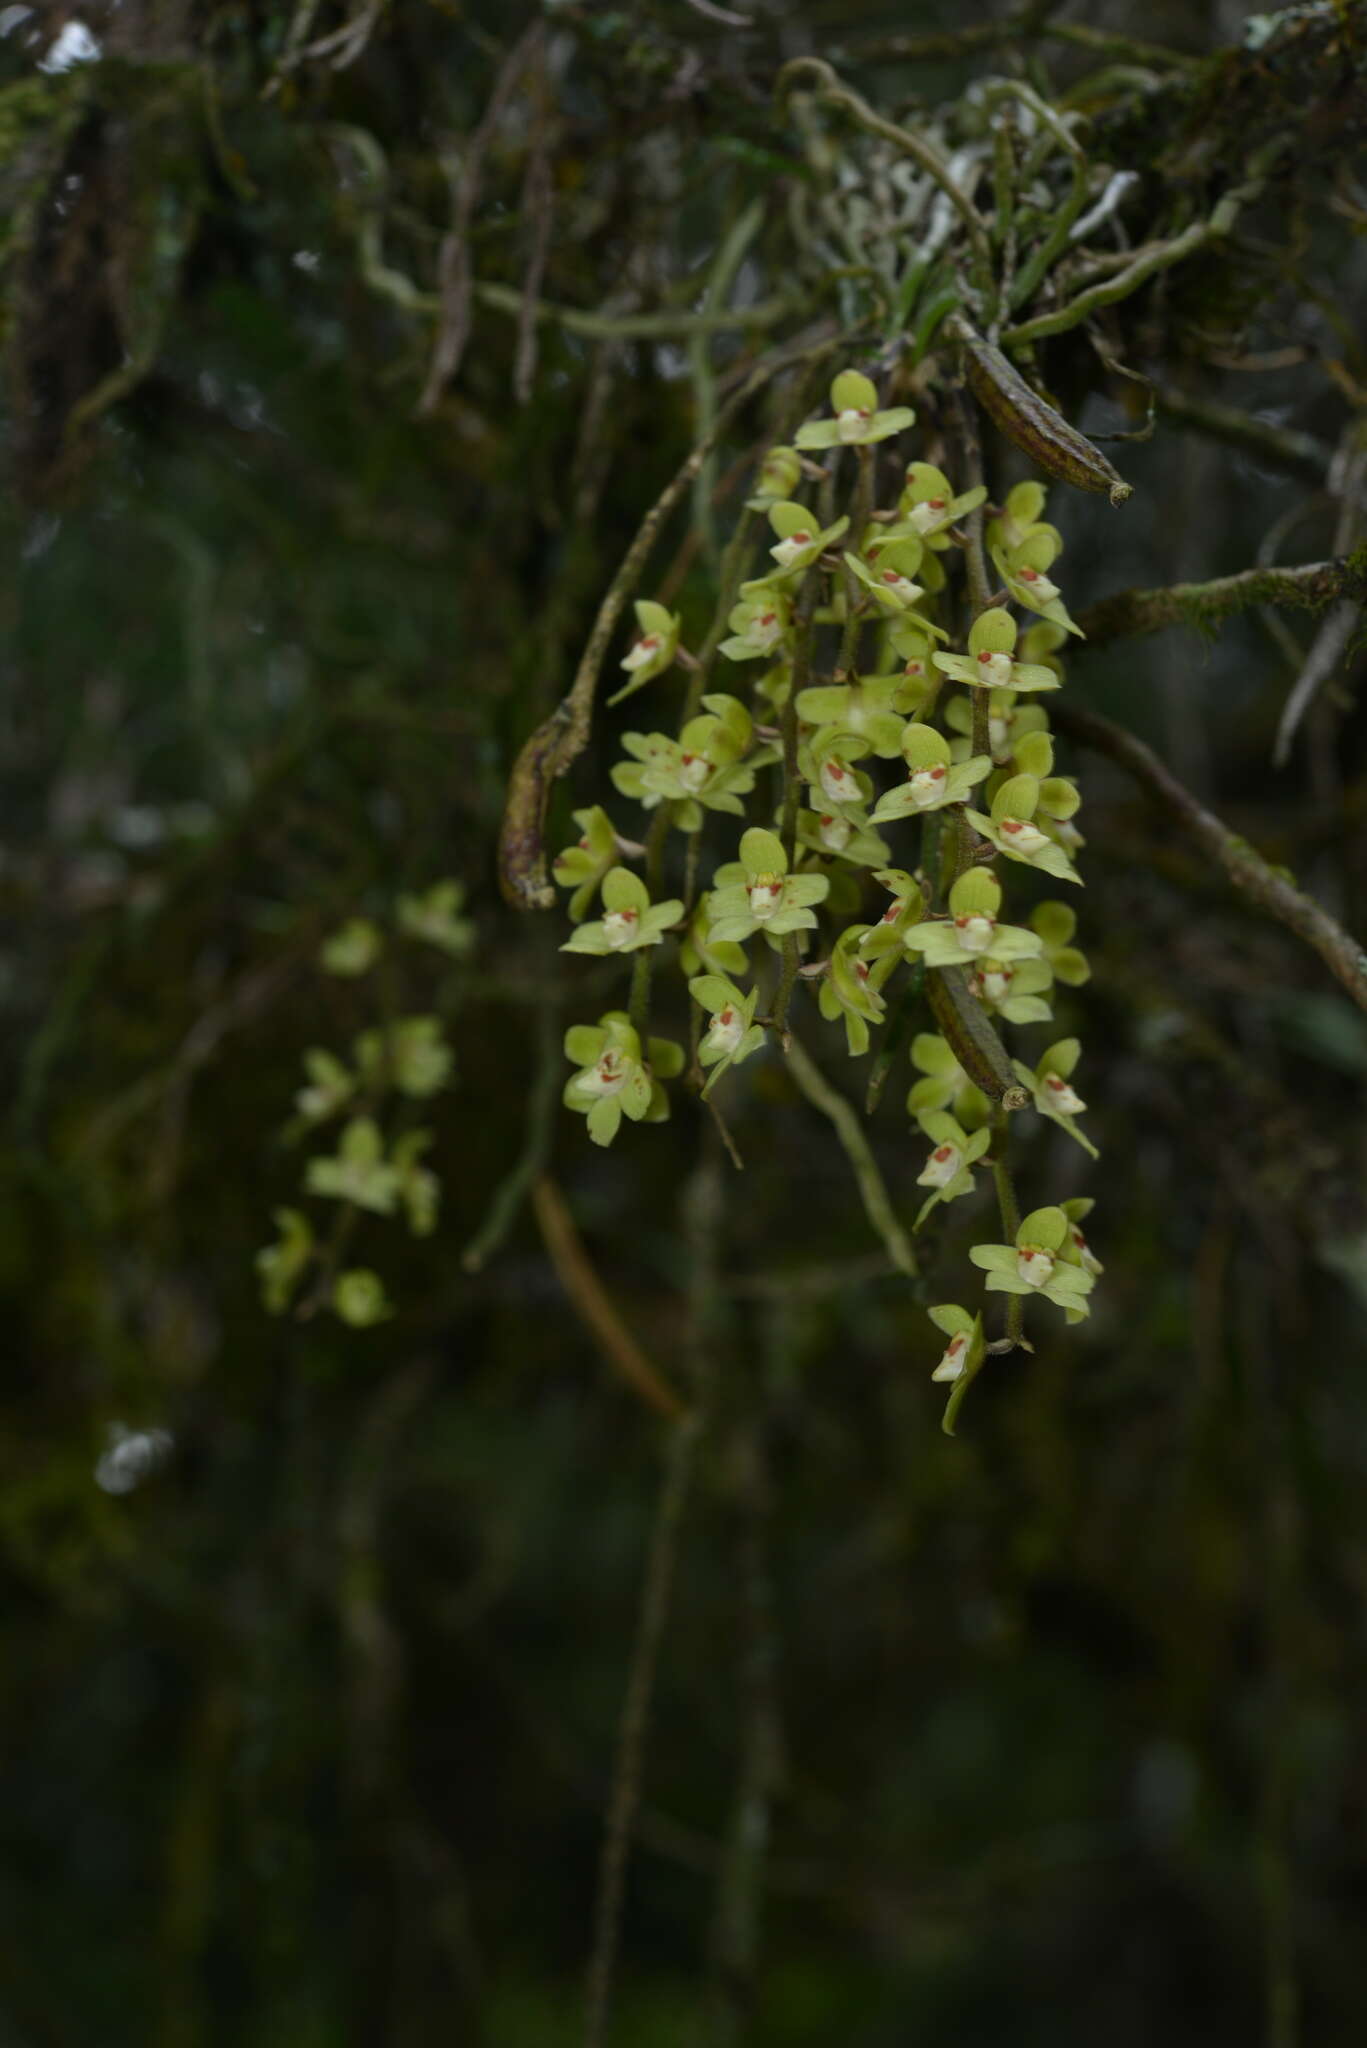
[{"left": 551, "top": 366, "right": 1106, "bottom": 1429}]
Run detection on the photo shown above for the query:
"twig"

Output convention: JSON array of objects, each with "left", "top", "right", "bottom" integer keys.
[
  {"left": 1075, "top": 554, "right": 1367, "bottom": 647},
  {"left": 583, "top": 1410, "right": 702, "bottom": 2048},
  {"left": 783, "top": 1036, "right": 917, "bottom": 1278},
  {"left": 990, "top": 1114, "right": 1025, "bottom": 1349},
  {"left": 776, "top": 58, "right": 994, "bottom": 286},
  {"left": 844, "top": 22, "right": 1195, "bottom": 67},
  {"left": 532, "top": 1177, "right": 688, "bottom": 1421},
  {"left": 499, "top": 330, "right": 845, "bottom": 908},
  {"left": 1155, "top": 387, "right": 1335, "bottom": 484},
  {"left": 461, "top": 974, "right": 560, "bottom": 1272},
  {"left": 513, "top": 53, "right": 554, "bottom": 405},
  {"left": 1001, "top": 185, "right": 1253, "bottom": 348},
  {"left": 1051, "top": 702, "right": 1367, "bottom": 1016},
  {"left": 1272, "top": 601, "right": 1361, "bottom": 768},
  {"left": 418, "top": 22, "right": 544, "bottom": 414},
  {"left": 690, "top": 200, "right": 767, "bottom": 562},
  {"left": 583, "top": 1139, "right": 725, "bottom": 2048}
]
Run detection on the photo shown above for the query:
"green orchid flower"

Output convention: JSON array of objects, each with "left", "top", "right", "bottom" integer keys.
[
  {"left": 1061, "top": 1196, "right": 1104, "bottom": 1276},
  {"left": 612, "top": 695, "right": 772, "bottom": 828},
  {"left": 680, "top": 894, "right": 751, "bottom": 979},
  {"left": 306, "top": 1117, "right": 401, "bottom": 1215},
  {"left": 870, "top": 722, "right": 991, "bottom": 825},
  {"left": 745, "top": 444, "right": 803, "bottom": 510},
  {"left": 1012, "top": 730, "right": 1084, "bottom": 854},
  {"left": 552, "top": 805, "right": 637, "bottom": 923},
  {"left": 932, "top": 607, "right": 1061, "bottom": 695},
  {"left": 898, "top": 461, "right": 988, "bottom": 546},
  {"left": 970, "top": 1204, "right": 1096, "bottom": 1319},
  {"left": 795, "top": 805, "right": 891, "bottom": 867},
  {"left": 256, "top": 1207, "right": 314, "bottom": 1314},
  {"left": 966, "top": 951, "right": 1054, "bottom": 1026},
  {"left": 719, "top": 583, "right": 794, "bottom": 662},
  {"left": 945, "top": 687, "right": 1051, "bottom": 767},
  {"left": 762, "top": 500, "right": 850, "bottom": 581},
  {"left": 818, "top": 923, "right": 895, "bottom": 1055},
  {"left": 332, "top": 1269, "right": 393, "bottom": 1328},
  {"left": 1019, "top": 617, "right": 1070, "bottom": 680},
  {"left": 862, "top": 523, "right": 949, "bottom": 592},
  {"left": 689, "top": 974, "right": 765, "bottom": 1094},
  {"left": 706, "top": 827, "right": 829, "bottom": 946},
  {"left": 1012, "top": 1037, "right": 1099, "bottom": 1159},
  {"left": 561, "top": 866, "right": 683, "bottom": 956},
  {"left": 928, "top": 1303, "right": 988, "bottom": 1433},
  {"left": 320, "top": 917, "right": 383, "bottom": 976},
  {"left": 903, "top": 866, "right": 1045, "bottom": 971},
  {"left": 391, "top": 1129, "right": 441, "bottom": 1235},
  {"left": 354, "top": 1016, "right": 454, "bottom": 1098},
  {"left": 858, "top": 867, "right": 927, "bottom": 960},
  {"left": 795, "top": 674, "right": 908, "bottom": 758},
  {"left": 396, "top": 878, "right": 475, "bottom": 957},
  {"left": 965, "top": 772, "right": 1083, "bottom": 884},
  {"left": 754, "top": 658, "right": 794, "bottom": 712},
  {"left": 985, "top": 480, "right": 1049, "bottom": 555},
  {"left": 844, "top": 537, "right": 948, "bottom": 624},
  {"left": 991, "top": 527, "right": 1083, "bottom": 638},
  {"left": 906, "top": 1031, "right": 992, "bottom": 1125},
  {"left": 914, "top": 1108, "right": 993, "bottom": 1228},
  {"left": 800, "top": 724, "right": 876, "bottom": 811},
  {"left": 610, "top": 598, "right": 682, "bottom": 704},
  {"left": 295, "top": 1048, "right": 355, "bottom": 1124},
  {"left": 1030, "top": 900, "right": 1090, "bottom": 985},
  {"left": 883, "top": 615, "right": 943, "bottom": 694},
  {"left": 794, "top": 368, "right": 915, "bottom": 450},
  {"left": 562, "top": 1013, "right": 683, "bottom": 1147}
]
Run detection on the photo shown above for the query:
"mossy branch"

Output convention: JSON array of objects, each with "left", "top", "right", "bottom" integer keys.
[{"left": 1075, "top": 553, "right": 1367, "bottom": 647}]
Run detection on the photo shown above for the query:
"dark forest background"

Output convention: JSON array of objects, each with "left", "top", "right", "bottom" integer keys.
[{"left": 4, "top": 1, "right": 1367, "bottom": 2043}]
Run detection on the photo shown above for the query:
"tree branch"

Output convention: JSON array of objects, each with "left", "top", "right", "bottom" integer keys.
[
  {"left": 1051, "top": 702, "right": 1367, "bottom": 1016},
  {"left": 1075, "top": 554, "right": 1367, "bottom": 647}
]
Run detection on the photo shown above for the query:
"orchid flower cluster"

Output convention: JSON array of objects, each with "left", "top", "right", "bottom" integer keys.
[
  {"left": 255, "top": 881, "right": 472, "bottom": 1327},
  {"left": 552, "top": 368, "right": 1102, "bottom": 1424}
]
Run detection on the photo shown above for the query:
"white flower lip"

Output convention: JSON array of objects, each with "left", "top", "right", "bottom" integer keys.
[
  {"left": 836, "top": 407, "right": 871, "bottom": 442},
  {"left": 917, "top": 1141, "right": 962, "bottom": 1189},
  {"left": 932, "top": 1330, "right": 968, "bottom": 1382},
  {"left": 909, "top": 765, "right": 948, "bottom": 807},
  {"left": 585, "top": 1051, "right": 629, "bottom": 1097},
  {"left": 1015, "top": 1245, "right": 1055, "bottom": 1288},
  {"left": 976, "top": 650, "right": 1014, "bottom": 688},
  {"left": 999, "top": 817, "right": 1049, "bottom": 856},
  {"left": 819, "top": 813, "right": 851, "bottom": 851},
  {"left": 748, "top": 876, "right": 784, "bottom": 921},
  {"left": 771, "top": 530, "right": 814, "bottom": 567},
  {"left": 622, "top": 633, "right": 661, "bottom": 670},
  {"left": 706, "top": 1005, "right": 745, "bottom": 1056},
  {"left": 1044, "top": 1075, "right": 1086, "bottom": 1114},
  {"left": 819, "top": 757, "right": 858, "bottom": 804},
  {"left": 954, "top": 913, "right": 995, "bottom": 954},
  {"left": 602, "top": 908, "right": 640, "bottom": 949}
]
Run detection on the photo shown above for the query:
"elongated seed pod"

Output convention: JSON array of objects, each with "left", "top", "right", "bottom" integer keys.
[
  {"left": 927, "top": 966, "right": 1029, "bottom": 1110},
  {"left": 950, "top": 315, "right": 1132, "bottom": 507}
]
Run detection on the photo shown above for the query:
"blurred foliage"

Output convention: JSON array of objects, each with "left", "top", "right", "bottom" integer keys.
[{"left": 2, "top": 1, "right": 1367, "bottom": 2044}]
